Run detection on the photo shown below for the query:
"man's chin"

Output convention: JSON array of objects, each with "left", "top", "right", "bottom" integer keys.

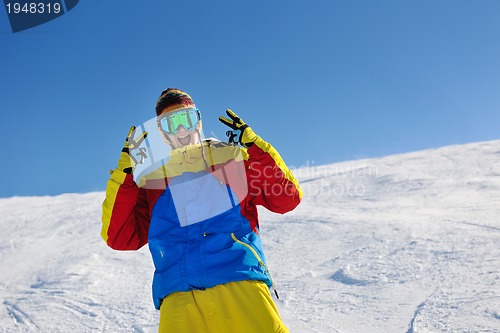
[{"left": 177, "top": 135, "right": 193, "bottom": 146}]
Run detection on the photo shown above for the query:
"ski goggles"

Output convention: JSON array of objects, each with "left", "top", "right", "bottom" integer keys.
[{"left": 157, "top": 108, "right": 201, "bottom": 135}]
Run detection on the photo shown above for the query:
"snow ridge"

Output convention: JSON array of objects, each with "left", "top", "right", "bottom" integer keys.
[{"left": 405, "top": 301, "right": 426, "bottom": 333}]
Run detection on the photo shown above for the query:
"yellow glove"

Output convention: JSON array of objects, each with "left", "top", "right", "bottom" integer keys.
[
  {"left": 117, "top": 126, "right": 148, "bottom": 174},
  {"left": 218, "top": 109, "right": 258, "bottom": 147}
]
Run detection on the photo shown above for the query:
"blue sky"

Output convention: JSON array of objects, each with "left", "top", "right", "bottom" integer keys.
[{"left": 1, "top": 0, "right": 499, "bottom": 197}]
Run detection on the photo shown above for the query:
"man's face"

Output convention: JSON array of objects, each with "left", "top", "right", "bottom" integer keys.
[
  {"left": 163, "top": 124, "right": 199, "bottom": 149},
  {"left": 157, "top": 107, "right": 201, "bottom": 149}
]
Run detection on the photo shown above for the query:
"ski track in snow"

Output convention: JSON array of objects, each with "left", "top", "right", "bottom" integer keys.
[{"left": 1, "top": 140, "right": 500, "bottom": 332}]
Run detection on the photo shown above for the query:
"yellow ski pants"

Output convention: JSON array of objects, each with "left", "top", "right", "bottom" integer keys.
[{"left": 158, "top": 280, "right": 289, "bottom": 333}]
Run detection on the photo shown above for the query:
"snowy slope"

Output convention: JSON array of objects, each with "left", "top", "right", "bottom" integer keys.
[{"left": 1, "top": 140, "right": 500, "bottom": 333}]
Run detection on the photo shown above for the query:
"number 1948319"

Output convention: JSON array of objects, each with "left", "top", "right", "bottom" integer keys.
[{"left": 5, "top": 2, "right": 62, "bottom": 14}]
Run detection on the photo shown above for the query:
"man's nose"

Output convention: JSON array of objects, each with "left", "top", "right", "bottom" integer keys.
[{"left": 175, "top": 125, "right": 188, "bottom": 134}]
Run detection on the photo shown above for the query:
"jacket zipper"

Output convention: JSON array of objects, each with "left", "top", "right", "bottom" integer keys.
[{"left": 231, "top": 233, "right": 280, "bottom": 299}]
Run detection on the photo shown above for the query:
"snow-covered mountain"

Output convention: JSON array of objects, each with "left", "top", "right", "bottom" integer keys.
[{"left": 1, "top": 140, "right": 499, "bottom": 333}]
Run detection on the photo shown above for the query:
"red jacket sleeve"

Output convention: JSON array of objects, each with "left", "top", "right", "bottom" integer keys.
[
  {"left": 101, "top": 169, "right": 150, "bottom": 250},
  {"left": 245, "top": 135, "right": 303, "bottom": 214}
]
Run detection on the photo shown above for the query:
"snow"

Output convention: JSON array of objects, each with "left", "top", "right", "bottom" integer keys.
[{"left": 1, "top": 140, "right": 500, "bottom": 332}]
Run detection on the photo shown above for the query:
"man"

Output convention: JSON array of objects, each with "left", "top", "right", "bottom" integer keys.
[{"left": 101, "top": 88, "right": 302, "bottom": 332}]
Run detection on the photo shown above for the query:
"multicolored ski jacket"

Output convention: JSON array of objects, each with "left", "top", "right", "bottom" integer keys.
[{"left": 101, "top": 136, "right": 302, "bottom": 310}]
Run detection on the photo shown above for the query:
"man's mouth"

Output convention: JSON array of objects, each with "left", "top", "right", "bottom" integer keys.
[{"left": 177, "top": 134, "right": 191, "bottom": 146}]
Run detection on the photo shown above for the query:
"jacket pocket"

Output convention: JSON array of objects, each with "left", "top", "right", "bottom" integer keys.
[
  {"left": 231, "top": 233, "right": 265, "bottom": 266},
  {"left": 231, "top": 233, "right": 279, "bottom": 298}
]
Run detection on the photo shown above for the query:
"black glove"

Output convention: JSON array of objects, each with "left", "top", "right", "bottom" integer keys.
[
  {"left": 219, "top": 109, "right": 257, "bottom": 148},
  {"left": 117, "top": 126, "right": 148, "bottom": 174}
]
